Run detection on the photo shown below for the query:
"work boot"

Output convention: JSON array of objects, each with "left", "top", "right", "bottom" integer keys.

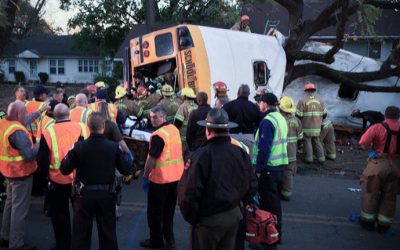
[{"left": 359, "top": 220, "right": 374, "bottom": 231}]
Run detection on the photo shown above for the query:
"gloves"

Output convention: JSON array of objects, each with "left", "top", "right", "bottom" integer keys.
[{"left": 142, "top": 178, "right": 149, "bottom": 193}]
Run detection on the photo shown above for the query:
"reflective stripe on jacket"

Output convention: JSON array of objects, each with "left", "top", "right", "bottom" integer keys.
[
  {"left": 253, "top": 112, "right": 289, "bottom": 167},
  {"left": 36, "top": 115, "right": 55, "bottom": 141},
  {"left": 43, "top": 121, "right": 89, "bottom": 184},
  {"left": 25, "top": 100, "right": 46, "bottom": 136},
  {"left": 89, "top": 101, "right": 118, "bottom": 123},
  {"left": 296, "top": 95, "right": 326, "bottom": 136},
  {"left": 149, "top": 124, "right": 184, "bottom": 184},
  {"left": 0, "top": 119, "right": 37, "bottom": 178},
  {"left": 231, "top": 138, "right": 250, "bottom": 155},
  {"left": 70, "top": 106, "right": 92, "bottom": 124},
  {"left": 284, "top": 115, "right": 303, "bottom": 162}
]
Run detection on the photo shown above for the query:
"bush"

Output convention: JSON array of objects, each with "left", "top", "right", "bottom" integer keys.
[
  {"left": 14, "top": 71, "right": 25, "bottom": 84},
  {"left": 38, "top": 72, "right": 49, "bottom": 84},
  {"left": 93, "top": 75, "right": 119, "bottom": 102}
]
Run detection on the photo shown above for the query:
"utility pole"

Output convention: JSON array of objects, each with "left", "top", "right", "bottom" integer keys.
[{"left": 146, "top": 0, "right": 156, "bottom": 33}]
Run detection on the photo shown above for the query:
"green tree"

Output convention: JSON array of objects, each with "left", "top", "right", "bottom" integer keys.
[{"left": 60, "top": 0, "right": 239, "bottom": 57}]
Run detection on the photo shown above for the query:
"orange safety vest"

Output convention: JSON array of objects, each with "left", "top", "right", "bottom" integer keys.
[
  {"left": 70, "top": 106, "right": 92, "bottom": 124},
  {"left": 25, "top": 100, "right": 46, "bottom": 137},
  {"left": 36, "top": 115, "right": 55, "bottom": 141},
  {"left": 0, "top": 119, "right": 37, "bottom": 178},
  {"left": 148, "top": 124, "right": 184, "bottom": 184},
  {"left": 43, "top": 121, "right": 89, "bottom": 184},
  {"left": 89, "top": 101, "right": 118, "bottom": 123},
  {"left": 231, "top": 138, "right": 250, "bottom": 155}
]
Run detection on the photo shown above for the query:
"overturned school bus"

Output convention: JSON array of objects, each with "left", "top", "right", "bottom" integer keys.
[{"left": 125, "top": 24, "right": 287, "bottom": 102}]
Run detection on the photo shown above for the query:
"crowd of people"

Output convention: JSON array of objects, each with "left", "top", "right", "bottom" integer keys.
[{"left": 0, "top": 75, "right": 399, "bottom": 250}]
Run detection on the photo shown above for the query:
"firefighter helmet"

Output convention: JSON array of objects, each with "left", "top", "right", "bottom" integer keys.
[
  {"left": 213, "top": 81, "right": 228, "bottom": 97},
  {"left": 115, "top": 86, "right": 127, "bottom": 99},
  {"left": 162, "top": 84, "right": 174, "bottom": 97},
  {"left": 137, "top": 86, "right": 148, "bottom": 99},
  {"left": 279, "top": 96, "right": 296, "bottom": 113},
  {"left": 181, "top": 87, "right": 196, "bottom": 98},
  {"left": 304, "top": 82, "right": 316, "bottom": 91}
]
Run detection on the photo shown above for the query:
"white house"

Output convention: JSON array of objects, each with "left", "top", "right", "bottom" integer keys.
[{"left": 1, "top": 35, "right": 109, "bottom": 84}]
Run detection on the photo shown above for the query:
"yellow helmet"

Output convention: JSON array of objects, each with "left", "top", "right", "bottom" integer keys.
[
  {"left": 162, "top": 84, "right": 174, "bottom": 97},
  {"left": 279, "top": 96, "right": 296, "bottom": 113},
  {"left": 181, "top": 87, "right": 196, "bottom": 98},
  {"left": 115, "top": 86, "right": 127, "bottom": 99},
  {"left": 95, "top": 81, "right": 105, "bottom": 89}
]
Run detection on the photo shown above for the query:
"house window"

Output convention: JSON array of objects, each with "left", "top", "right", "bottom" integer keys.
[
  {"left": 78, "top": 59, "right": 98, "bottom": 73},
  {"left": 253, "top": 61, "right": 270, "bottom": 87},
  {"left": 338, "top": 83, "right": 359, "bottom": 100},
  {"left": 8, "top": 60, "right": 15, "bottom": 74},
  {"left": 369, "top": 42, "right": 381, "bottom": 59},
  {"left": 50, "top": 59, "right": 65, "bottom": 75}
]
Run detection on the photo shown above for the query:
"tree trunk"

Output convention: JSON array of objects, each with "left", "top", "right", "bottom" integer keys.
[{"left": 0, "top": 0, "right": 19, "bottom": 58}]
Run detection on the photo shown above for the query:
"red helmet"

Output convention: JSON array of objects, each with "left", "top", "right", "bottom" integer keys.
[
  {"left": 304, "top": 82, "right": 316, "bottom": 91},
  {"left": 213, "top": 81, "right": 228, "bottom": 98},
  {"left": 137, "top": 86, "right": 148, "bottom": 98}
]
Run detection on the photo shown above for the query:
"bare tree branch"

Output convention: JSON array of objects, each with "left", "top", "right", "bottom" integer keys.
[
  {"left": 381, "top": 41, "right": 400, "bottom": 70},
  {"left": 274, "top": 0, "right": 298, "bottom": 13},
  {"left": 290, "top": 63, "right": 400, "bottom": 92}
]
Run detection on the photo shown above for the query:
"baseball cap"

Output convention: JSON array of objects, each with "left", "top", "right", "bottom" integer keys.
[{"left": 261, "top": 93, "right": 278, "bottom": 106}]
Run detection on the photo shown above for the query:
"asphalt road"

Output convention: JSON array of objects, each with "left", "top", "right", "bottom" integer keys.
[{"left": 1, "top": 174, "right": 399, "bottom": 250}]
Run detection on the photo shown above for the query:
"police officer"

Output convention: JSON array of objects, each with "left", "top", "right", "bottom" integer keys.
[
  {"left": 159, "top": 84, "right": 180, "bottom": 123},
  {"left": 60, "top": 112, "right": 133, "bottom": 250},
  {"left": 37, "top": 103, "right": 89, "bottom": 250}
]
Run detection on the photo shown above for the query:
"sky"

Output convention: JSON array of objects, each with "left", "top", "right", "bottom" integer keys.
[{"left": 35, "top": 0, "right": 77, "bottom": 34}]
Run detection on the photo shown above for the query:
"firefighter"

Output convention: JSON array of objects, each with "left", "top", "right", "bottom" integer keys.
[
  {"left": 213, "top": 81, "right": 230, "bottom": 108},
  {"left": 358, "top": 106, "right": 400, "bottom": 233},
  {"left": 70, "top": 93, "right": 93, "bottom": 124},
  {"left": 37, "top": 104, "right": 89, "bottom": 250},
  {"left": 279, "top": 96, "right": 303, "bottom": 201},
  {"left": 231, "top": 15, "right": 251, "bottom": 33},
  {"left": 25, "top": 85, "right": 49, "bottom": 140},
  {"left": 296, "top": 82, "right": 327, "bottom": 164},
  {"left": 114, "top": 86, "right": 143, "bottom": 118},
  {"left": 174, "top": 87, "right": 198, "bottom": 160},
  {"left": 320, "top": 118, "right": 336, "bottom": 161},
  {"left": 137, "top": 86, "right": 162, "bottom": 119},
  {"left": 159, "top": 84, "right": 180, "bottom": 123}
]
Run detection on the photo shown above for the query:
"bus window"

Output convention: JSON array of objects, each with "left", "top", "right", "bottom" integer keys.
[
  {"left": 253, "top": 61, "right": 270, "bottom": 87},
  {"left": 155, "top": 33, "right": 174, "bottom": 57},
  {"left": 177, "top": 26, "right": 194, "bottom": 50}
]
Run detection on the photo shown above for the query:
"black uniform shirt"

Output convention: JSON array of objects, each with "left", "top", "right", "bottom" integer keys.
[{"left": 60, "top": 133, "right": 132, "bottom": 185}]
